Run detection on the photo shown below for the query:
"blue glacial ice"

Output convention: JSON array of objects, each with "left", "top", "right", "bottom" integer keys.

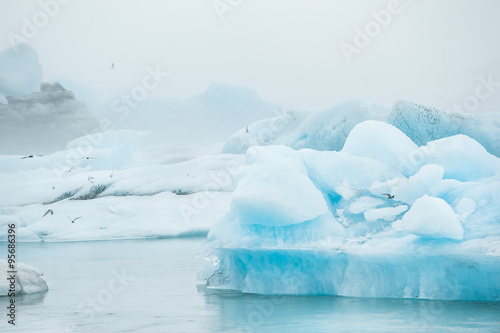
[
  {"left": 203, "top": 112, "right": 500, "bottom": 301},
  {"left": 223, "top": 98, "right": 500, "bottom": 158}
]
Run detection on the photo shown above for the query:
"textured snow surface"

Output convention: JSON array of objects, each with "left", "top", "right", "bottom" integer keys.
[{"left": 0, "top": 137, "right": 239, "bottom": 242}]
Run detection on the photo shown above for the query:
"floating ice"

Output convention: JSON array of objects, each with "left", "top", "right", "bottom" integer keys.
[
  {"left": 1, "top": 88, "right": 499, "bottom": 301},
  {"left": 0, "top": 260, "right": 48, "bottom": 296},
  {"left": 203, "top": 119, "right": 500, "bottom": 301},
  {"left": 223, "top": 99, "right": 500, "bottom": 158},
  {"left": 0, "top": 142, "right": 240, "bottom": 242}
]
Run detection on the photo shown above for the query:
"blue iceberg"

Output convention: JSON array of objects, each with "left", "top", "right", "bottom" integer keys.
[{"left": 202, "top": 102, "right": 500, "bottom": 301}]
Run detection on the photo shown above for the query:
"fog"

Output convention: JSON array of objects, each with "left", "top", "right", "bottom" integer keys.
[{"left": 1, "top": 0, "right": 499, "bottom": 150}]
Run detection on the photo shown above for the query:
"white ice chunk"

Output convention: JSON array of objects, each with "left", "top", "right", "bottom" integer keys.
[
  {"left": 401, "top": 195, "right": 464, "bottom": 240},
  {"left": 364, "top": 205, "right": 408, "bottom": 222},
  {"left": 341, "top": 120, "right": 419, "bottom": 175},
  {"left": 232, "top": 146, "right": 328, "bottom": 226},
  {"left": 349, "top": 196, "right": 386, "bottom": 214},
  {"left": 414, "top": 135, "right": 500, "bottom": 181},
  {"left": 301, "top": 149, "right": 403, "bottom": 198},
  {"left": 0, "top": 260, "right": 48, "bottom": 296}
]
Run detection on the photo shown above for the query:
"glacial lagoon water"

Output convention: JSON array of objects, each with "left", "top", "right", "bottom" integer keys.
[{"left": 0, "top": 238, "right": 499, "bottom": 332}]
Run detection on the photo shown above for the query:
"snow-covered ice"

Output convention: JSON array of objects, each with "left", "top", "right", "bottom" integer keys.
[{"left": 0, "top": 133, "right": 240, "bottom": 241}]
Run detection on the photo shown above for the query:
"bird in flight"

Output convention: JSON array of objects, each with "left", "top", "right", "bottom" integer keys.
[
  {"left": 110, "top": 63, "right": 115, "bottom": 69},
  {"left": 88, "top": 175, "right": 95, "bottom": 183},
  {"left": 43, "top": 209, "right": 54, "bottom": 217},
  {"left": 382, "top": 193, "right": 395, "bottom": 199},
  {"left": 68, "top": 216, "right": 82, "bottom": 223}
]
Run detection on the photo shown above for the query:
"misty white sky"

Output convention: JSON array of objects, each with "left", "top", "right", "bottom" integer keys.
[{"left": 1, "top": 0, "right": 500, "bottom": 112}]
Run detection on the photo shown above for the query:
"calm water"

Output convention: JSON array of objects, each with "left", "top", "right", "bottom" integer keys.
[{"left": 0, "top": 238, "right": 499, "bottom": 332}]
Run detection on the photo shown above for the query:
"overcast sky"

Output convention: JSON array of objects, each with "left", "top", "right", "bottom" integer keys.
[{"left": 1, "top": 0, "right": 499, "bottom": 112}]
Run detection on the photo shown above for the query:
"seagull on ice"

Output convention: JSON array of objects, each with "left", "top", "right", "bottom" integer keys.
[
  {"left": 382, "top": 193, "right": 395, "bottom": 199},
  {"left": 43, "top": 209, "right": 54, "bottom": 217},
  {"left": 68, "top": 216, "right": 82, "bottom": 223},
  {"left": 21, "top": 154, "right": 42, "bottom": 159}
]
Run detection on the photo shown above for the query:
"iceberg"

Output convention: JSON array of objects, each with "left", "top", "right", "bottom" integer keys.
[
  {"left": 0, "top": 260, "right": 48, "bottom": 296},
  {"left": 223, "top": 99, "right": 500, "bottom": 158},
  {"left": 0, "top": 134, "right": 239, "bottom": 242},
  {"left": 202, "top": 120, "right": 500, "bottom": 301}
]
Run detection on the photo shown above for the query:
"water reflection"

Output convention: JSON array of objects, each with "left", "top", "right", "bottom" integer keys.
[
  {"left": 199, "top": 284, "right": 500, "bottom": 333},
  {"left": 0, "top": 239, "right": 498, "bottom": 333}
]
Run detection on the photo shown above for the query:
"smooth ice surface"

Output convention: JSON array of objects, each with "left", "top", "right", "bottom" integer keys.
[
  {"left": 400, "top": 195, "right": 464, "bottom": 240},
  {"left": 341, "top": 120, "right": 419, "bottom": 174},
  {"left": 231, "top": 146, "right": 328, "bottom": 227},
  {"left": 0, "top": 260, "right": 48, "bottom": 296}
]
